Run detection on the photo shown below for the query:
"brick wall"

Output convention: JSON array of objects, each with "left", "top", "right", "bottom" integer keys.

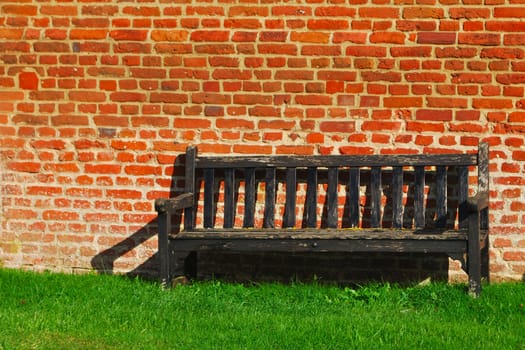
[{"left": 0, "top": 0, "right": 524, "bottom": 282}]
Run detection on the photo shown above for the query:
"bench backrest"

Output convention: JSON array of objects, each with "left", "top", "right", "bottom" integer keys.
[{"left": 182, "top": 143, "right": 488, "bottom": 231}]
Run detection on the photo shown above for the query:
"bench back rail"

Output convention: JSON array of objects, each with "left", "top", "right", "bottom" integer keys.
[{"left": 181, "top": 145, "right": 488, "bottom": 232}]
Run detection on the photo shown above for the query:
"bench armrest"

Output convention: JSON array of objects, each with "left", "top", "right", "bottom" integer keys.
[
  {"left": 155, "top": 192, "right": 194, "bottom": 214},
  {"left": 466, "top": 191, "right": 489, "bottom": 213}
]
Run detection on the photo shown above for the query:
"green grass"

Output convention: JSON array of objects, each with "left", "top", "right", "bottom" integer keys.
[{"left": 0, "top": 269, "right": 524, "bottom": 349}]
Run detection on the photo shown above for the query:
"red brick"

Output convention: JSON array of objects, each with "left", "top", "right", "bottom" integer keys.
[
  {"left": 276, "top": 145, "right": 314, "bottom": 155},
  {"left": 426, "top": 97, "right": 468, "bottom": 108},
  {"left": 435, "top": 47, "right": 478, "bottom": 58},
  {"left": 216, "top": 118, "right": 254, "bottom": 129},
  {"left": 405, "top": 73, "right": 447, "bottom": 82},
  {"left": 449, "top": 123, "right": 487, "bottom": 133},
  {"left": 124, "top": 165, "right": 162, "bottom": 176},
  {"left": 458, "top": 33, "right": 501, "bottom": 46},
  {"left": 296, "top": 95, "right": 332, "bottom": 105},
  {"left": 307, "top": 19, "right": 349, "bottom": 30},
  {"left": 513, "top": 151, "right": 525, "bottom": 161},
  {"left": 43, "top": 210, "right": 79, "bottom": 221},
  {"left": 339, "top": 146, "right": 374, "bottom": 155},
  {"left": 30, "top": 140, "right": 66, "bottom": 150},
  {"left": 384, "top": 97, "right": 423, "bottom": 108},
  {"left": 486, "top": 20, "right": 525, "bottom": 32},
  {"left": 258, "top": 120, "right": 295, "bottom": 130},
  {"left": 359, "top": 7, "right": 399, "bottom": 18},
  {"left": 449, "top": 8, "right": 490, "bottom": 19},
  {"left": 362, "top": 121, "right": 402, "bottom": 131},
  {"left": 403, "top": 7, "right": 444, "bottom": 18},
  {"left": 416, "top": 110, "right": 453, "bottom": 121},
  {"left": 69, "top": 91, "right": 106, "bottom": 102},
  {"left": 229, "top": 6, "right": 269, "bottom": 16},
  {"left": 503, "top": 252, "right": 525, "bottom": 261},
  {"left": 19, "top": 71, "right": 38, "bottom": 90},
  {"left": 370, "top": 32, "right": 406, "bottom": 44},
  {"left": 106, "top": 189, "right": 142, "bottom": 200},
  {"left": 191, "top": 31, "right": 230, "bottom": 42},
  {"left": 406, "top": 121, "right": 445, "bottom": 132},
  {"left": 320, "top": 121, "right": 356, "bottom": 133},
  {"left": 332, "top": 32, "right": 368, "bottom": 44},
  {"left": 316, "top": 71, "right": 356, "bottom": 81},
  {"left": 417, "top": 32, "right": 456, "bottom": 44},
  {"left": 508, "top": 112, "right": 525, "bottom": 123},
  {"left": 85, "top": 164, "right": 121, "bottom": 174},
  {"left": 315, "top": 6, "right": 356, "bottom": 16},
  {"left": 347, "top": 46, "right": 387, "bottom": 57},
  {"left": 41, "top": 5, "right": 77, "bottom": 16},
  {"left": 496, "top": 74, "right": 525, "bottom": 85},
  {"left": 494, "top": 7, "right": 525, "bottom": 18},
  {"left": 110, "top": 92, "right": 146, "bottom": 103},
  {"left": 233, "top": 145, "right": 273, "bottom": 154},
  {"left": 472, "top": 98, "right": 513, "bottom": 109},
  {"left": 391, "top": 47, "right": 432, "bottom": 57},
  {"left": 109, "top": 30, "right": 148, "bottom": 41},
  {"left": 2, "top": 5, "right": 37, "bottom": 16},
  {"left": 271, "top": 6, "right": 311, "bottom": 16},
  {"left": 291, "top": 32, "right": 330, "bottom": 44}
]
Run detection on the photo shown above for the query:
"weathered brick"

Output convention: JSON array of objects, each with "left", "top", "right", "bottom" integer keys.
[
  {"left": 360, "top": 7, "right": 399, "bottom": 18},
  {"left": 307, "top": 19, "right": 349, "bottom": 30},
  {"left": 458, "top": 33, "right": 501, "bottom": 46},
  {"left": 417, "top": 32, "right": 456, "bottom": 44},
  {"left": 494, "top": 7, "right": 525, "bottom": 18},
  {"left": 109, "top": 30, "right": 148, "bottom": 41}
]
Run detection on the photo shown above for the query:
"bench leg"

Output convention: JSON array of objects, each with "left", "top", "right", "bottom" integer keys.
[
  {"left": 481, "top": 238, "right": 489, "bottom": 282},
  {"left": 185, "top": 251, "right": 197, "bottom": 279},
  {"left": 468, "top": 210, "right": 481, "bottom": 297},
  {"left": 158, "top": 210, "right": 171, "bottom": 287},
  {"left": 168, "top": 251, "right": 197, "bottom": 287}
]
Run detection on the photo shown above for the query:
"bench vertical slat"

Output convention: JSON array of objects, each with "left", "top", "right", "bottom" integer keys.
[
  {"left": 458, "top": 166, "right": 469, "bottom": 229},
  {"left": 283, "top": 167, "right": 297, "bottom": 228},
  {"left": 264, "top": 168, "right": 276, "bottom": 228},
  {"left": 305, "top": 167, "right": 318, "bottom": 228},
  {"left": 184, "top": 146, "right": 197, "bottom": 230},
  {"left": 224, "top": 168, "right": 235, "bottom": 228},
  {"left": 203, "top": 168, "right": 215, "bottom": 229},
  {"left": 370, "top": 166, "right": 381, "bottom": 228},
  {"left": 392, "top": 166, "right": 403, "bottom": 229},
  {"left": 348, "top": 167, "right": 360, "bottom": 228},
  {"left": 436, "top": 166, "right": 447, "bottom": 228},
  {"left": 326, "top": 167, "right": 339, "bottom": 228},
  {"left": 243, "top": 168, "right": 256, "bottom": 228},
  {"left": 414, "top": 166, "right": 425, "bottom": 228}
]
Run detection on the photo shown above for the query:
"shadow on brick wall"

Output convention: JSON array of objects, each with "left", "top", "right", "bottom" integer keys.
[
  {"left": 90, "top": 155, "right": 186, "bottom": 280},
  {"left": 90, "top": 220, "right": 161, "bottom": 280},
  {"left": 91, "top": 155, "right": 459, "bottom": 286}
]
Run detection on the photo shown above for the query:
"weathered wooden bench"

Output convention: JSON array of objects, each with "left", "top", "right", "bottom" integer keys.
[{"left": 155, "top": 142, "right": 489, "bottom": 295}]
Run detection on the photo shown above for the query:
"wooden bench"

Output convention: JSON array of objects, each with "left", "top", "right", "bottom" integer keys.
[{"left": 155, "top": 142, "right": 489, "bottom": 296}]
